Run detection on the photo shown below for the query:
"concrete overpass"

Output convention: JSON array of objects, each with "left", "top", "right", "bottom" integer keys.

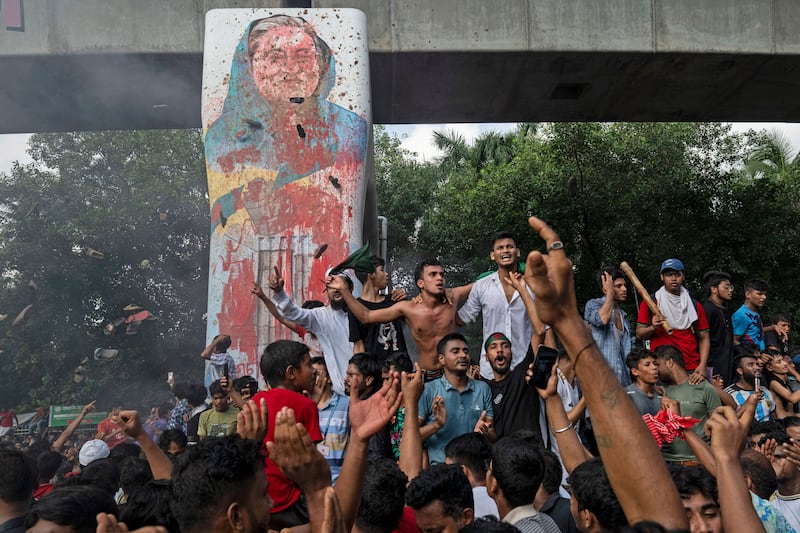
[{"left": 1, "top": 0, "right": 799, "bottom": 133}]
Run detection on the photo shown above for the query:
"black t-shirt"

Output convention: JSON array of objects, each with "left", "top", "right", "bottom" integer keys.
[
  {"left": 482, "top": 343, "right": 542, "bottom": 442},
  {"left": 348, "top": 296, "right": 406, "bottom": 360},
  {"left": 702, "top": 299, "right": 734, "bottom": 383}
]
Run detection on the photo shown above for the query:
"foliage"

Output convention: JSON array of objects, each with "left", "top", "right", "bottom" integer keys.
[
  {"left": 0, "top": 130, "right": 208, "bottom": 409},
  {"left": 3, "top": 122, "right": 800, "bottom": 408}
]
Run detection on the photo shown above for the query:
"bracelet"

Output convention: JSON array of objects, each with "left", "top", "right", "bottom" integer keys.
[
  {"left": 553, "top": 422, "right": 573, "bottom": 434},
  {"left": 572, "top": 341, "right": 596, "bottom": 367}
]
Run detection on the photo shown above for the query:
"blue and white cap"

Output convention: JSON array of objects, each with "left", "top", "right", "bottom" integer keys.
[{"left": 660, "top": 258, "right": 685, "bottom": 273}]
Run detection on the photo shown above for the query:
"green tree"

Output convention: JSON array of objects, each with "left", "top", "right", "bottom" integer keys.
[{"left": 0, "top": 130, "right": 208, "bottom": 409}]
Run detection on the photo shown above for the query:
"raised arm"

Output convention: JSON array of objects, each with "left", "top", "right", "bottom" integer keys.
[
  {"left": 534, "top": 364, "right": 592, "bottom": 473},
  {"left": 251, "top": 281, "right": 302, "bottom": 335},
  {"left": 585, "top": 274, "right": 615, "bottom": 326},
  {"left": 200, "top": 334, "right": 229, "bottom": 360},
  {"left": 116, "top": 410, "right": 172, "bottom": 480},
  {"left": 52, "top": 401, "right": 96, "bottom": 451},
  {"left": 327, "top": 275, "right": 404, "bottom": 324},
  {"left": 269, "top": 266, "right": 319, "bottom": 331},
  {"left": 505, "top": 272, "right": 549, "bottom": 347},
  {"left": 524, "top": 216, "right": 687, "bottom": 530},
  {"left": 333, "top": 373, "right": 402, "bottom": 531},
  {"left": 399, "top": 364, "right": 424, "bottom": 481}
]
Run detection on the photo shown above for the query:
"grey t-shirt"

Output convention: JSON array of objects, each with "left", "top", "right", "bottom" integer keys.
[{"left": 625, "top": 383, "right": 662, "bottom": 416}]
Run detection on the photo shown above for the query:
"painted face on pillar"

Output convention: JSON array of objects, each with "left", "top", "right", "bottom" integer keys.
[
  {"left": 660, "top": 270, "right": 684, "bottom": 295},
  {"left": 250, "top": 26, "right": 322, "bottom": 105},
  {"left": 486, "top": 340, "right": 512, "bottom": 376}
]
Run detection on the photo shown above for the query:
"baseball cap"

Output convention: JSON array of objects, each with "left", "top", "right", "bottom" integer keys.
[
  {"left": 660, "top": 258, "right": 685, "bottom": 273},
  {"left": 79, "top": 439, "right": 110, "bottom": 466}
]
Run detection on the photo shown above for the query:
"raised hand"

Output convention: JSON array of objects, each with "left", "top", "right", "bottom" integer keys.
[
  {"left": 348, "top": 372, "right": 402, "bottom": 441},
  {"left": 81, "top": 400, "right": 97, "bottom": 416},
  {"left": 250, "top": 281, "right": 266, "bottom": 299},
  {"left": 266, "top": 407, "right": 331, "bottom": 494},
  {"left": 503, "top": 271, "right": 526, "bottom": 293},
  {"left": 401, "top": 364, "right": 424, "bottom": 405},
  {"left": 116, "top": 410, "right": 144, "bottom": 439},
  {"left": 523, "top": 216, "right": 578, "bottom": 328},
  {"left": 432, "top": 396, "right": 447, "bottom": 429},
  {"left": 473, "top": 410, "right": 491, "bottom": 435},
  {"left": 268, "top": 266, "right": 284, "bottom": 292},
  {"left": 236, "top": 398, "right": 268, "bottom": 442},
  {"left": 529, "top": 361, "right": 559, "bottom": 400}
]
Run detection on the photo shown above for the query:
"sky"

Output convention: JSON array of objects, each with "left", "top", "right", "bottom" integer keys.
[{"left": 1, "top": 122, "right": 799, "bottom": 172}]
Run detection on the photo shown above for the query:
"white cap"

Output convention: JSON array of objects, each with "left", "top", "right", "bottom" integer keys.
[{"left": 79, "top": 439, "right": 110, "bottom": 466}]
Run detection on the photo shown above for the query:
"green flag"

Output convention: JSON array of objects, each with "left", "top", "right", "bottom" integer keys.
[{"left": 330, "top": 243, "right": 375, "bottom": 275}]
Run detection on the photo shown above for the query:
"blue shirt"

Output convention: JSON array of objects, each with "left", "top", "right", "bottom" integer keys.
[
  {"left": 317, "top": 392, "right": 350, "bottom": 484},
  {"left": 418, "top": 376, "right": 493, "bottom": 464},
  {"left": 584, "top": 296, "right": 633, "bottom": 386},
  {"left": 724, "top": 383, "right": 775, "bottom": 422},
  {"left": 732, "top": 305, "right": 765, "bottom": 349}
]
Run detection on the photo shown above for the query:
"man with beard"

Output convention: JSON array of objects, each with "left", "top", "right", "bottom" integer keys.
[
  {"left": 636, "top": 258, "right": 710, "bottom": 384},
  {"left": 481, "top": 331, "right": 543, "bottom": 442},
  {"left": 255, "top": 267, "right": 352, "bottom": 396},
  {"left": 332, "top": 259, "right": 472, "bottom": 381},
  {"left": 724, "top": 346, "right": 776, "bottom": 422},
  {"left": 418, "top": 333, "right": 495, "bottom": 464},
  {"left": 653, "top": 345, "right": 721, "bottom": 464}
]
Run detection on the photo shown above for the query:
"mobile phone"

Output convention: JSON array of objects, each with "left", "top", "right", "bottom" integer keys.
[
  {"left": 529, "top": 345, "right": 559, "bottom": 389},
  {"left": 754, "top": 374, "right": 761, "bottom": 392},
  {"left": 223, "top": 365, "right": 230, "bottom": 380},
  {"left": 167, "top": 371, "right": 174, "bottom": 383}
]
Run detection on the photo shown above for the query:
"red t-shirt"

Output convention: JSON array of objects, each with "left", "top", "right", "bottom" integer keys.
[
  {"left": 98, "top": 418, "right": 127, "bottom": 449},
  {"left": 0, "top": 410, "right": 15, "bottom": 427},
  {"left": 393, "top": 506, "right": 417, "bottom": 533},
  {"left": 637, "top": 298, "right": 709, "bottom": 371},
  {"left": 251, "top": 388, "right": 322, "bottom": 513}
]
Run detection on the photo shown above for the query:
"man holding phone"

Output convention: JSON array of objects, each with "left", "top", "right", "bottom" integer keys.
[{"left": 479, "top": 272, "right": 550, "bottom": 442}]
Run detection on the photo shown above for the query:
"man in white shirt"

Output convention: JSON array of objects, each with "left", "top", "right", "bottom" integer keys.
[
  {"left": 256, "top": 267, "right": 352, "bottom": 396},
  {"left": 458, "top": 231, "right": 549, "bottom": 379}
]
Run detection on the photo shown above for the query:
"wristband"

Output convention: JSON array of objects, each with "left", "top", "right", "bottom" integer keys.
[{"left": 553, "top": 422, "right": 573, "bottom": 434}]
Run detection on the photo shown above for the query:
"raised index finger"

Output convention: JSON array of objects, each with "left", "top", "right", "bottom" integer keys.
[
  {"left": 273, "top": 266, "right": 281, "bottom": 278},
  {"left": 528, "top": 216, "right": 563, "bottom": 251}
]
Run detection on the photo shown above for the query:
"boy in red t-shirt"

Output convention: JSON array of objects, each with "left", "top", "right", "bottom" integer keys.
[{"left": 251, "top": 340, "right": 321, "bottom": 530}]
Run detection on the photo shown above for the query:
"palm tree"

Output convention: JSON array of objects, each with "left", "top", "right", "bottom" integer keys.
[{"left": 745, "top": 129, "right": 800, "bottom": 179}]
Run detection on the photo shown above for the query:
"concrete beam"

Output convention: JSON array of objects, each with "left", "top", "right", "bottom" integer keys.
[{"left": 1, "top": 0, "right": 799, "bottom": 133}]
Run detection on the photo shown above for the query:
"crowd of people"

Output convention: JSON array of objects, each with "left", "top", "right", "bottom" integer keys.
[{"left": 2, "top": 216, "right": 799, "bottom": 533}]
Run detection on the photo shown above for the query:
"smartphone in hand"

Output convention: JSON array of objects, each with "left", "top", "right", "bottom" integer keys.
[{"left": 529, "top": 345, "right": 559, "bottom": 389}]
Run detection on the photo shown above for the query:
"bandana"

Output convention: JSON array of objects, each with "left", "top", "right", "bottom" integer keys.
[
  {"left": 642, "top": 409, "right": 699, "bottom": 448},
  {"left": 484, "top": 332, "right": 511, "bottom": 351}
]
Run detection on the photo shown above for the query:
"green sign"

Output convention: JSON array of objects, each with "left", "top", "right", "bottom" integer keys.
[{"left": 48, "top": 405, "right": 108, "bottom": 428}]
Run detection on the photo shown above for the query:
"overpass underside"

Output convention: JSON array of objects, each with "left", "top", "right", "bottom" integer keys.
[{"left": 3, "top": 49, "right": 799, "bottom": 133}]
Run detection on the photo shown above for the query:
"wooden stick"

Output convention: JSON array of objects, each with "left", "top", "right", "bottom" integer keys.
[{"left": 619, "top": 261, "right": 673, "bottom": 335}]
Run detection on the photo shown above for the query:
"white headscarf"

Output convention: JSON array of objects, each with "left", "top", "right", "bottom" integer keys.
[{"left": 655, "top": 286, "right": 697, "bottom": 330}]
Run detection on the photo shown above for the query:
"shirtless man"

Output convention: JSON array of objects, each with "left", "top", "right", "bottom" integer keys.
[{"left": 329, "top": 259, "right": 472, "bottom": 380}]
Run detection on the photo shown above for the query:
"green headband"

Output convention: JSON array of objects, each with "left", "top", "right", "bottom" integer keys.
[{"left": 484, "top": 332, "right": 511, "bottom": 351}]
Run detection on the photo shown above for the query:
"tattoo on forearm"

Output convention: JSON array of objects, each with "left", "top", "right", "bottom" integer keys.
[
  {"left": 595, "top": 434, "right": 612, "bottom": 448},
  {"left": 601, "top": 387, "right": 620, "bottom": 409}
]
